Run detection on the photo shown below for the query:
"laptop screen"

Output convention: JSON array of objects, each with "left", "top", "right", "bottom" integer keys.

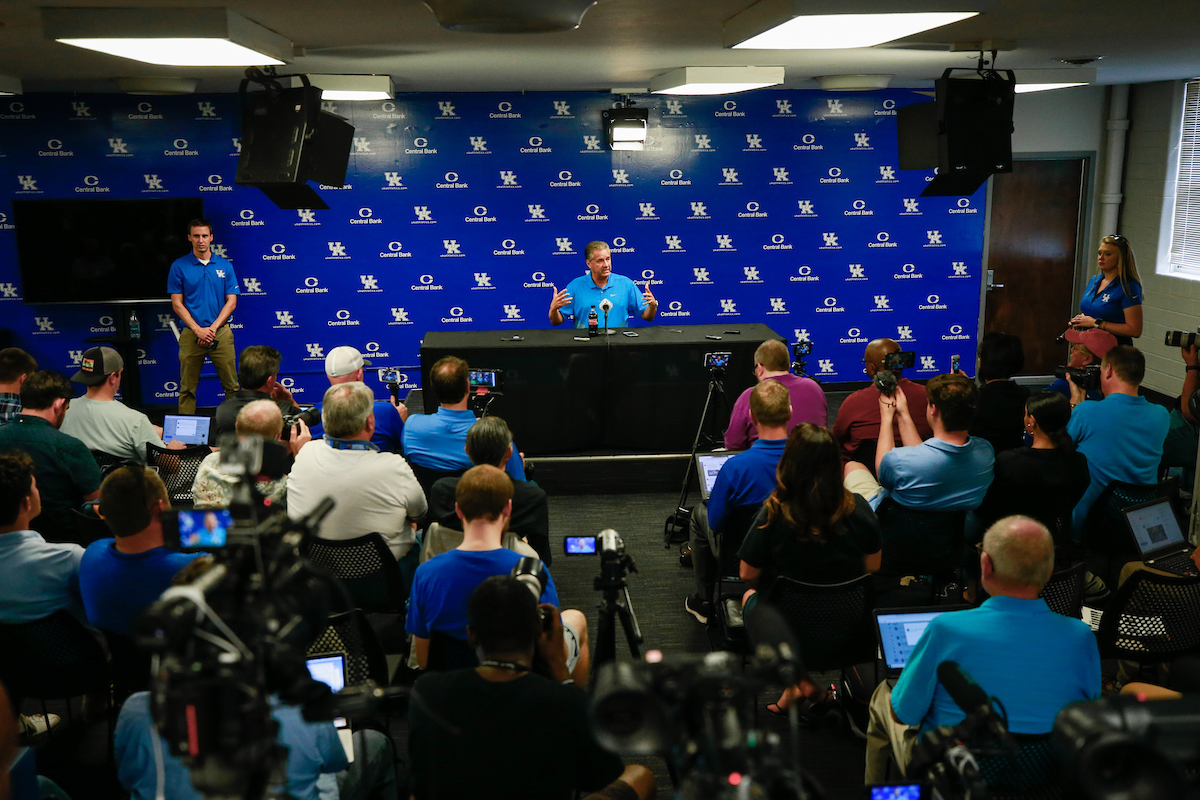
[
  {"left": 1125, "top": 497, "right": 1187, "bottom": 558},
  {"left": 876, "top": 608, "right": 956, "bottom": 671},
  {"left": 306, "top": 653, "right": 347, "bottom": 693},
  {"left": 163, "top": 414, "right": 211, "bottom": 446},
  {"left": 695, "top": 452, "right": 740, "bottom": 500}
]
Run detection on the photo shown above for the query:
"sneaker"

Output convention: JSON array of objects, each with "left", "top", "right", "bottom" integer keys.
[
  {"left": 685, "top": 594, "right": 713, "bottom": 624},
  {"left": 17, "top": 713, "right": 60, "bottom": 742}
]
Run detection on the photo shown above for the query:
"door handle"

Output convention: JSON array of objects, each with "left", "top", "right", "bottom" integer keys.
[{"left": 987, "top": 269, "right": 1005, "bottom": 292}]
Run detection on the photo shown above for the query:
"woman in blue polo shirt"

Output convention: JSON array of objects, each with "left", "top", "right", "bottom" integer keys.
[{"left": 1070, "top": 234, "right": 1143, "bottom": 342}]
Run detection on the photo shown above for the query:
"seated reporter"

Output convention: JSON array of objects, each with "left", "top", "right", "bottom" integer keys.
[
  {"left": 409, "top": 576, "right": 647, "bottom": 800},
  {"left": 212, "top": 345, "right": 301, "bottom": 441},
  {"left": 738, "top": 424, "right": 881, "bottom": 716},
  {"left": 287, "top": 382, "right": 426, "bottom": 560},
  {"left": 406, "top": 464, "right": 589, "bottom": 685},
  {"left": 192, "top": 400, "right": 309, "bottom": 510}
]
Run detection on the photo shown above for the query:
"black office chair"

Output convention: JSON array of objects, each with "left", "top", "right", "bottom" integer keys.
[
  {"left": 89, "top": 449, "right": 127, "bottom": 478},
  {"left": 1039, "top": 561, "right": 1087, "bottom": 620},
  {"left": 1097, "top": 570, "right": 1200, "bottom": 668},
  {"left": 301, "top": 533, "right": 409, "bottom": 614},
  {"left": 711, "top": 503, "right": 766, "bottom": 652},
  {"left": 408, "top": 463, "right": 467, "bottom": 503},
  {"left": 877, "top": 498, "right": 968, "bottom": 600},
  {"left": 972, "top": 733, "right": 1061, "bottom": 797},
  {"left": 146, "top": 442, "right": 212, "bottom": 508},
  {"left": 0, "top": 611, "right": 112, "bottom": 736},
  {"left": 307, "top": 609, "right": 391, "bottom": 688},
  {"left": 70, "top": 506, "right": 112, "bottom": 546}
]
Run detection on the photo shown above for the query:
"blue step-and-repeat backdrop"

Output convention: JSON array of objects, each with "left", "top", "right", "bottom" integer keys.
[{"left": 0, "top": 89, "right": 985, "bottom": 407}]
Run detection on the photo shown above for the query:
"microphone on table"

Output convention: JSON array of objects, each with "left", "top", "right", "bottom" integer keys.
[
  {"left": 937, "top": 660, "right": 1018, "bottom": 751},
  {"left": 599, "top": 297, "right": 613, "bottom": 332}
]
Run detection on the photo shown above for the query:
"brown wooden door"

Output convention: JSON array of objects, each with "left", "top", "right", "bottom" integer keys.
[{"left": 985, "top": 159, "right": 1086, "bottom": 376}]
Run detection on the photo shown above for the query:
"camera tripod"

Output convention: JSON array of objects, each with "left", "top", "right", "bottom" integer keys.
[
  {"left": 663, "top": 365, "right": 729, "bottom": 546},
  {"left": 592, "top": 549, "right": 643, "bottom": 674}
]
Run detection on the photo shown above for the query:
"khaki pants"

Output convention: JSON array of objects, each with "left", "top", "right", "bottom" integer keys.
[
  {"left": 865, "top": 680, "right": 919, "bottom": 785},
  {"left": 178, "top": 325, "right": 238, "bottom": 414}
]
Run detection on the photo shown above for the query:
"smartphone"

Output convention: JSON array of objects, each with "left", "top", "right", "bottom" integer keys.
[
  {"left": 621, "top": 330, "right": 639, "bottom": 337},
  {"left": 162, "top": 508, "right": 234, "bottom": 551},
  {"left": 883, "top": 351, "right": 916, "bottom": 370},
  {"left": 469, "top": 369, "right": 499, "bottom": 389},
  {"left": 378, "top": 368, "right": 401, "bottom": 384},
  {"left": 951, "top": 354, "right": 961, "bottom": 373},
  {"left": 564, "top": 535, "right": 598, "bottom": 555}
]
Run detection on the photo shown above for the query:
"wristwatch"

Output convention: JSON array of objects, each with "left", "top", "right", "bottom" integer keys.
[{"left": 1187, "top": 365, "right": 1199, "bottom": 372}]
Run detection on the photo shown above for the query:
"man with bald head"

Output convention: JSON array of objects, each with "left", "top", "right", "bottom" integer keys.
[
  {"left": 833, "top": 338, "right": 933, "bottom": 468},
  {"left": 192, "top": 399, "right": 309, "bottom": 509},
  {"left": 864, "top": 516, "right": 1100, "bottom": 783},
  {"left": 725, "top": 339, "right": 827, "bottom": 450}
]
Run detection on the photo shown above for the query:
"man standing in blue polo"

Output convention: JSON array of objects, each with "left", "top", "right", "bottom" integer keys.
[
  {"left": 167, "top": 218, "right": 240, "bottom": 415},
  {"left": 548, "top": 240, "right": 658, "bottom": 328}
]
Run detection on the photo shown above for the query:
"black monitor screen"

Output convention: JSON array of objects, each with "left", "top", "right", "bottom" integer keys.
[{"left": 11, "top": 197, "right": 204, "bottom": 304}]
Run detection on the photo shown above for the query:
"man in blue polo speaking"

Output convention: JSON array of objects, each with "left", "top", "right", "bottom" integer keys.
[{"left": 548, "top": 240, "right": 658, "bottom": 328}]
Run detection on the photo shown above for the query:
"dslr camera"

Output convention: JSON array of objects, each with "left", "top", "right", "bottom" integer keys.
[
  {"left": 1055, "top": 364, "right": 1102, "bottom": 392},
  {"left": 1164, "top": 329, "right": 1200, "bottom": 348},
  {"left": 282, "top": 405, "right": 321, "bottom": 440}
]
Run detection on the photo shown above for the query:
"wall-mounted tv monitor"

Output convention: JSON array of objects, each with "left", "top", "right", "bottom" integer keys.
[{"left": 11, "top": 197, "right": 204, "bottom": 304}]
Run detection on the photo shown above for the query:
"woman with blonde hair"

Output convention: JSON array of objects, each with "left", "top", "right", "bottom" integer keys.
[{"left": 1071, "top": 234, "right": 1143, "bottom": 341}]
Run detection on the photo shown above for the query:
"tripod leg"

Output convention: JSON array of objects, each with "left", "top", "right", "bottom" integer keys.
[
  {"left": 614, "top": 602, "right": 641, "bottom": 660},
  {"left": 592, "top": 598, "right": 617, "bottom": 676}
]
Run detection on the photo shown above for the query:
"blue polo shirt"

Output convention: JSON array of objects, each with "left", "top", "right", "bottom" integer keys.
[
  {"left": 1079, "top": 273, "right": 1142, "bottom": 325},
  {"left": 79, "top": 539, "right": 203, "bottom": 636},
  {"left": 561, "top": 272, "right": 646, "bottom": 329},
  {"left": 402, "top": 407, "right": 525, "bottom": 479},
  {"left": 708, "top": 438, "right": 785, "bottom": 534},
  {"left": 877, "top": 437, "right": 995, "bottom": 511},
  {"left": 167, "top": 252, "right": 239, "bottom": 328},
  {"left": 1067, "top": 393, "right": 1170, "bottom": 536},
  {"left": 309, "top": 399, "right": 405, "bottom": 454},
  {"left": 0, "top": 530, "right": 84, "bottom": 624},
  {"left": 891, "top": 596, "right": 1099, "bottom": 733}
]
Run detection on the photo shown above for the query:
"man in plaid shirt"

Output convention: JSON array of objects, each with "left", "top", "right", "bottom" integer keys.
[{"left": 0, "top": 348, "right": 37, "bottom": 424}]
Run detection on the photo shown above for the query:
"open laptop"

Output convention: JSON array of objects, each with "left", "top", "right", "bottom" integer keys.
[
  {"left": 875, "top": 606, "right": 965, "bottom": 679},
  {"left": 1124, "top": 497, "right": 1197, "bottom": 576},
  {"left": 162, "top": 414, "right": 211, "bottom": 446},
  {"left": 695, "top": 451, "right": 741, "bottom": 501},
  {"left": 305, "top": 653, "right": 355, "bottom": 762}
]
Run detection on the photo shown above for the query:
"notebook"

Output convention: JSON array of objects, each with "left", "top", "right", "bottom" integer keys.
[
  {"left": 305, "top": 653, "right": 354, "bottom": 762},
  {"left": 1124, "top": 497, "right": 1197, "bottom": 576},
  {"left": 874, "top": 606, "right": 966, "bottom": 678},
  {"left": 162, "top": 414, "right": 211, "bottom": 446},
  {"left": 695, "top": 451, "right": 741, "bottom": 501}
]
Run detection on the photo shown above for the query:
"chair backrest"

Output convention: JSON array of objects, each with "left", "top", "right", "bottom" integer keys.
[
  {"left": 974, "top": 733, "right": 1058, "bottom": 792},
  {"left": 426, "top": 631, "right": 480, "bottom": 671},
  {"left": 877, "top": 499, "right": 967, "bottom": 578},
  {"left": 70, "top": 507, "right": 112, "bottom": 547},
  {"left": 146, "top": 443, "right": 213, "bottom": 508},
  {"left": 102, "top": 628, "right": 152, "bottom": 699},
  {"left": 419, "top": 522, "right": 537, "bottom": 564},
  {"left": 306, "top": 609, "right": 389, "bottom": 687},
  {"left": 89, "top": 449, "right": 127, "bottom": 477},
  {"left": 409, "top": 463, "right": 467, "bottom": 500},
  {"left": 1097, "top": 570, "right": 1200, "bottom": 663},
  {"left": 301, "top": 533, "right": 407, "bottom": 614},
  {"left": 0, "top": 610, "right": 110, "bottom": 700},
  {"left": 1082, "top": 479, "right": 1178, "bottom": 557},
  {"left": 715, "top": 503, "right": 764, "bottom": 579},
  {"left": 1038, "top": 561, "right": 1086, "bottom": 620},
  {"left": 763, "top": 574, "right": 876, "bottom": 673}
]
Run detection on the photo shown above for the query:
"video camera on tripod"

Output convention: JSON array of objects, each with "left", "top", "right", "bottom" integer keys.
[{"left": 136, "top": 434, "right": 399, "bottom": 800}]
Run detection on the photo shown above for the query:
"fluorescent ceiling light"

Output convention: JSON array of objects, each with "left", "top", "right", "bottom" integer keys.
[
  {"left": 1014, "top": 83, "right": 1088, "bottom": 94},
  {"left": 726, "top": 6, "right": 978, "bottom": 50},
  {"left": 651, "top": 66, "right": 784, "bottom": 95},
  {"left": 602, "top": 106, "right": 648, "bottom": 151},
  {"left": 1010, "top": 68, "right": 1096, "bottom": 93},
  {"left": 292, "top": 74, "right": 394, "bottom": 102},
  {"left": 42, "top": 8, "right": 291, "bottom": 67},
  {"left": 0, "top": 75, "right": 22, "bottom": 95}
]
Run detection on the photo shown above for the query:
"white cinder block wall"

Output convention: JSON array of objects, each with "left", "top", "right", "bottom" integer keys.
[{"left": 1121, "top": 80, "right": 1198, "bottom": 400}]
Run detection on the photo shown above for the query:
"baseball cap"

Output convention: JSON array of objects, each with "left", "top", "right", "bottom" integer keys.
[
  {"left": 1063, "top": 327, "right": 1118, "bottom": 359},
  {"left": 325, "top": 346, "right": 371, "bottom": 378},
  {"left": 72, "top": 346, "right": 124, "bottom": 386}
]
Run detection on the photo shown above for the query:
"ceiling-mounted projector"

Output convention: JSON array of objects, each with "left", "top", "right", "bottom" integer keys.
[{"left": 422, "top": 0, "right": 597, "bottom": 32}]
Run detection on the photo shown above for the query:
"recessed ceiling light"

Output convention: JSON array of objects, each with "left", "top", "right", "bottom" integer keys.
[
  {"left": 727, "top": 8, "right": 979, "bottom": 50},
  {"left": 650, "top": 66, "right": 784, "bottom": 95},
  {"left": 42, "top": 8, "right": 291, "bottom": 67}
]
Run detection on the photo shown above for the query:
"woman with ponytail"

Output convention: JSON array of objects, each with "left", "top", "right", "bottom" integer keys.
[{"left": 970, "top": 390, "right": 1090, "bottom": 547}]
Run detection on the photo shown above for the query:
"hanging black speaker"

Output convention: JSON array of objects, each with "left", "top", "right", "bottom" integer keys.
[
  {"left": 920, "top": 69, "right": 1015, "bottom": 197},
  {"left": 235, "top": 75, "right": 354, "bottom": 209}
]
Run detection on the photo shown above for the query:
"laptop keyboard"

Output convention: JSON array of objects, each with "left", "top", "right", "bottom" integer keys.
[{"left": 1153, "top": 551, "right": 1197, "bottom": 575}]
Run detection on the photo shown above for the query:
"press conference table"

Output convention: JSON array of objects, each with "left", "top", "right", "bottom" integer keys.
[{"left": 419, "top": 323, "right": 783, "bottom": 456}]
